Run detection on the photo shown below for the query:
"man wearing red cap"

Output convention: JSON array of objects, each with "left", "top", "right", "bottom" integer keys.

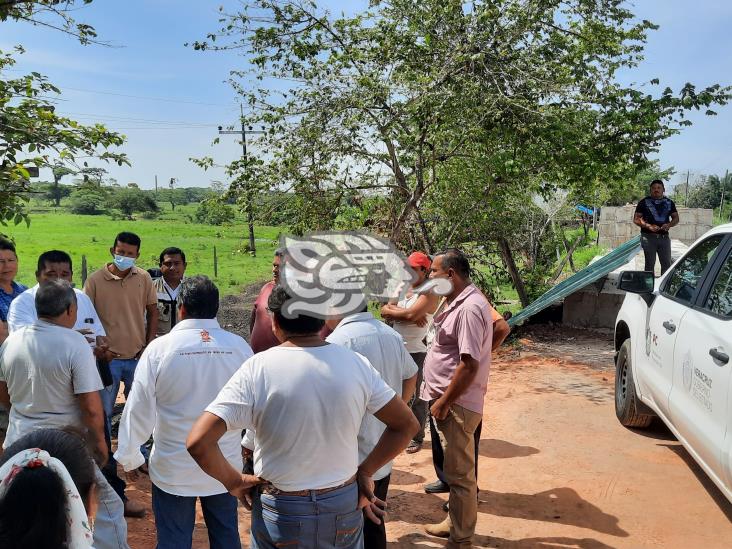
[{"left": 381, "top": 251, "right": 440, "bottom": 454}]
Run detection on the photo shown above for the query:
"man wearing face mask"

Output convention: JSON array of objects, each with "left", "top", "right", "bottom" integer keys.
[
  {"left": 84, "top": 231, "right": 158, "bottom": 518},
  {"left": 421, "top": 248, "right": 493, "bottom": 548}
]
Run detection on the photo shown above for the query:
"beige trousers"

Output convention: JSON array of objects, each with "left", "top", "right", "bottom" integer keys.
[{"left": 434, "top": 403, "right": 483, "bottom": 548}]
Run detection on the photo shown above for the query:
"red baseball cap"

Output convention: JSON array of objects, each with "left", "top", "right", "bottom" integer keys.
[{"left": 408, "top": 252, "right": 431, "bottom": 270}]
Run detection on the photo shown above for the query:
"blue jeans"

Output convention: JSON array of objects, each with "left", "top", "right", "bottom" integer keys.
[
  {"left": 101, "top": 358, "right": 149, "bottom": 462},
  {"left": 100, "top": 358, "right": 140, "bottom": 502},
  {"left": 101, "top": 358, "right": 138, "bottom": 423},
  {"left": 152, "top": 484, "right": 241, "bottom": 549},
  {"left": 93, "top": 466, "right": 130, "bottom": 549},
  {"left": 251, "top": 482, "right": 363, "bottom": 549}
]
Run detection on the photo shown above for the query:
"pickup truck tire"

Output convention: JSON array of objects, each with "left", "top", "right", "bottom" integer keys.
[{"left": 615, "top": 339, "right": 654, "bottom": 428}]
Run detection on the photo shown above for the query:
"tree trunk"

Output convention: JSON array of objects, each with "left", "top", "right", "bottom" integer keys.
[
  {"left": 561, "top": 232, "right": 576, "bottom": 272},
  {"left": 416, "top": 208, "right": 434, "bottom": 254},
  {"left": 52, "top": 177, "right": 61, "bottom": 207},
  {"left": 498, "top": 237, "right": 530, "bottom": 307}
]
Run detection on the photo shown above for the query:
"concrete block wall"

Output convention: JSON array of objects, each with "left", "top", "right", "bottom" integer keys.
[
  {"left": 562, "top": 289, "right": 625, "bottom": 329},
  {"left": 598, "top": 206, "right": 712, "bottom": 249}
]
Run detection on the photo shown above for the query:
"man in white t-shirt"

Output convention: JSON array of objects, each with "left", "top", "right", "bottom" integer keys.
[
  {"left": 187, "top": 285, "right": 419, "bottom": 549},
  {"left": 115, "top": 275, "right": 253, "bottom": 549},
  {"left": 8, "top": 250, "right": 107, "bottom": 348},
  {"left": 326, "top": 303, "right": 417, "bottom": 549},
  {"left": 381, "top": 251, "right": 440, "bottom": 454},
  {"left": 0, "top": 280, "right": 129, "bottom": 549}
]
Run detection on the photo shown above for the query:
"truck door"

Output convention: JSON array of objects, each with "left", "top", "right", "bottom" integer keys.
[
  {"left": 671, "top": 242, "right": 731, "bottom": 487},
  {"left": 641, "top": 235, "right": 727, "bottom": 419}
]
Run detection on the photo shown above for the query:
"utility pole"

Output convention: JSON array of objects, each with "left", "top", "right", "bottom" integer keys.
[
  {"left": 685, "top": 170, "right": 690, "bottom": 206},
  {"left": 219, "top": 105, "right": 265, "bottom": 257},
  {"left": 155, "top": 174, "right": 158, "bottom": 194}
]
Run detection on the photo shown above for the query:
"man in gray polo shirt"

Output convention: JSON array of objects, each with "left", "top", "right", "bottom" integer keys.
[{"left": 0, "top": 280, "right": 129, "bottom": 549}]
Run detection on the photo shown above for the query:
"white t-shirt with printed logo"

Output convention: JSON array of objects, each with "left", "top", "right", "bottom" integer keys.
[{"left": 206, "top": 343, "right": 396, "bottom": 492}]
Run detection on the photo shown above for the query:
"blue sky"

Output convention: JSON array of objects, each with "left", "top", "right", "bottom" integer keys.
[{"left": 2, "top": 0, "right": 732, "bottom": 190}]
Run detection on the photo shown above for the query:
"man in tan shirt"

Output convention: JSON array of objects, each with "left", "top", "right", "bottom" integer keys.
[{"left": 84, "top": 231, "right": 158, "bottom": 518}]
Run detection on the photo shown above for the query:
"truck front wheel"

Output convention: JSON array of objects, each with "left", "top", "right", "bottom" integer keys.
[{"left": 615, "top": 339, "right": 654, "bottom": 428}]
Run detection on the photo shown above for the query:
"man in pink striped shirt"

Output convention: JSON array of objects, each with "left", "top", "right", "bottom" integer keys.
[{"left": 421, "top": 249, "right": 493, "bottom": 548}]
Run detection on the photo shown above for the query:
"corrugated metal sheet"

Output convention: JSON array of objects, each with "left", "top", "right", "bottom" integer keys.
[{"left": 508, "top": 235, "right": 641, "bottom": 327}]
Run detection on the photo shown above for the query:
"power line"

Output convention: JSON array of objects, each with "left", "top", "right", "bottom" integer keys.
[
  {"left": 101, "top": 126, "right": 222, "bottom": 131},
  {"left": 59, "top": 85, "right": 237, "bottom": 107},
  {"left": 58, "top": 111, "right": 219, "bottom": 127},
  {"left": 4, "top": 68, "right": 238, "bottom": 108}
]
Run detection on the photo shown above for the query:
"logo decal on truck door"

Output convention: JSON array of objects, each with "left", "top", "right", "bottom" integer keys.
[{"left": 682, "top": 352, "right": 693, "bottom": 391}]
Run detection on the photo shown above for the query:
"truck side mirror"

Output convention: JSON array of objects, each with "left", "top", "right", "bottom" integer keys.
[{"left": 618, "top": 271, "right": 655, "bottom": 304}]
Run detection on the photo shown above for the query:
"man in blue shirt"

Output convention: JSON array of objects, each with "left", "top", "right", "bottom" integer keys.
[{"left": 0, "top": 237, "right": 26, "bottom": 344}]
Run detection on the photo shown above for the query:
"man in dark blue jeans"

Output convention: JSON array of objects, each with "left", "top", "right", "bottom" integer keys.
[
  {"left": 634, "top": 179, "right": 680, "bottom": 274},
  {"left": 115, "top": 276, "right": 253, "bottom": 548}
]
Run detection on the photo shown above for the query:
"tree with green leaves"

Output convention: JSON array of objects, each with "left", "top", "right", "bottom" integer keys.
[
  {"left": 158, "top": 188, "right": 189, "bottom": 211},
  {"left": 0, "top": 1, "right": 101, "bottom": 44},
  {"left": 195, "top": 0, "right": 729, "bottom": 305},
  {"left": 107, "top": 187, "right": 158, "bottom": 219},
  {"left": 69, "top": 183, "right": 108, "bottom": 215},
  {"left": 195, "top": 198, "right": 236, "bottom": 226},
  {"left": 687, "top": 172, "right": 732, "bottom": 211},
  {"left": 1, "top": 1, "right": 128, "bottom": 226},
  {"left": 46, "top": 164, "right": 75, "bottom": 206},
  {"left": 602, "top": 161, "right": 676, "bottom": 207}
]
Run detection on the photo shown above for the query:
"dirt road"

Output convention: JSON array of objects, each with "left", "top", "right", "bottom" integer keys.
[{"left": 125, "top": 325, "right": 732, "bottom": 548}]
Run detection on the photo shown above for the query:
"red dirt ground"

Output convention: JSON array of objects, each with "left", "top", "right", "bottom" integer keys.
[{"left": 122, "top": 325, "right": 732, "bottom": 548}]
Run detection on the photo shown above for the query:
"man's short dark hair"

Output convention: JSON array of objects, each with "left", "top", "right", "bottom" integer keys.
[
  {"left": 37, "top": 250, "right": 72, "bottom": 274},
  {"left": 438, "top": 248, "right": 471, "bottom": 278},
  {"left": 113, "top": 231, "right": 141, "bottom": 251},
  {"left": 0, "top": 237, "right": 16, "bottom": 255},
  {"left": 178, "top": 275, "right": 219, "bottom": 319},
  {"left": 35, "top": 279, "right": 76, "bottom": 318},
  {"left": 274, "top": 248, "right": 285, "bottom": 258},
  {"left": 159, "top": 247, "right": 186, "bottom": 265},
  {"left": 650, "top": 179, "right": 665, "bottom": 189},
  {"left": 268, "top": 285, "right": 325, "bottom": 336}
]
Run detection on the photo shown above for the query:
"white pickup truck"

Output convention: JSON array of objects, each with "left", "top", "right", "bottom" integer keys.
[{"left": 614, "top": 223, "right": 732, "bottom": 502}]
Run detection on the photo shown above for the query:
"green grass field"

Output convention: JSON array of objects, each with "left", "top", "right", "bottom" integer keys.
[{"left": 2, "top": 204, "right": 279, "bottom": 295}]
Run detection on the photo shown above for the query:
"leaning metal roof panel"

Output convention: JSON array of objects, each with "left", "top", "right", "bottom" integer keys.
[{"left": 508, "top": 235, "right": 642, "bottom": 327}]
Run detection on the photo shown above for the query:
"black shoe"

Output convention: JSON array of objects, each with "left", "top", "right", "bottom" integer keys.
[{"left": 424, "top": 480, "right": 450, "bottom": 494}]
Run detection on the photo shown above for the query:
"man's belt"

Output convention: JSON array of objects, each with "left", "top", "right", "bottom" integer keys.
[{"left": 260, "top": 474, "right": 356, "bottom": 497}]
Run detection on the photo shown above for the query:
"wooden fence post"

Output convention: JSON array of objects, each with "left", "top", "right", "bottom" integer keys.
[
  {"left": 81, "top": 255, "right": 88, "bottom": 287},
  {"left": 213, "top": 246, "right": 218, "bottom": 278}
]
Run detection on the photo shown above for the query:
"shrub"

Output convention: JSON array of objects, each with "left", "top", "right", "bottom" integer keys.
[
  {"left": 195, "top": 199, "right": 235, "bottom": 226},
  {"left": 69, "top": 188, "right": 106, "bottom": 215}
]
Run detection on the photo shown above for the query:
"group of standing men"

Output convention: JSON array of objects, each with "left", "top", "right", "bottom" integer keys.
[
  {"left": 233, "top": 247, "right": 511, "bottom": 548},
  {"left": 0, "top": 232, "right": 191, "bottom": 548},
  {"left": 0, "top": 229, "right": 510, "bottom": 548}
]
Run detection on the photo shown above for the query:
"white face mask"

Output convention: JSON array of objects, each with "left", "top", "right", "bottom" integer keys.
[{"left": 113, "top": 255, "right": 136, "bottom": 271}]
